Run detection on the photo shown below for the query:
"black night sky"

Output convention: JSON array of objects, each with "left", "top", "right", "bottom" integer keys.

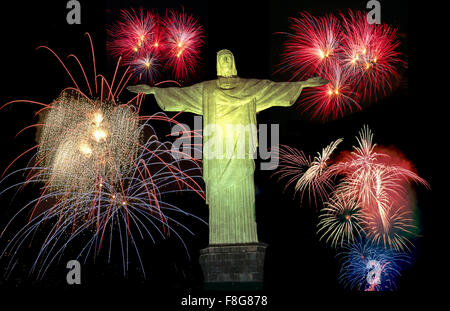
[{"left": 0, "top": 0, "right": 441, "bottom": 308}]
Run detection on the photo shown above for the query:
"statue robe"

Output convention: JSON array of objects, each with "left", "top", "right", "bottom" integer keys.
[{"left": 153, "top": 77, "right": 303, "bottom": 244}]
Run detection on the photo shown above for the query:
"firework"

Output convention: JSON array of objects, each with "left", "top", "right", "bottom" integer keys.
[
  {"left": 299, "top": 62, "right": 361, "bottom": 120},
  {"left": 127, "top": 51, "right": 162, "bottom": 83},
  {"left": 274, "top": 139, "right": 342, "bottom": 205},
  {"left": 107, "top": 8, "right": 204, "bottom": 83},
  {"left": 272, "top": 145, "right": 310, "bottom": 192},
  {"left": 278, "top": 12, "right": 341, "bottom": 80},
  {"left": 340, "top": 10, "right": 403, "bottom": 102},
  {"left": 317, "top": 193, "right": 365, "bottom": 248},
  {"left": 333, "top": 126, "right": 428, "bottom": 250},
  {"left": 1, "top": 121, "right": 204, "bottom": 278},
  {"left": 278, "top": 10, "right": 404, "bottom": 120},
  {"left": 364, "top": 204, "right": 417, "bottom": 252},
  {"left": 295, "top": 139, "right": 342, "bottom": 203},
  {"left": 0, "top": 34, "right": 205, "bottom": 278},
  {"left": 337, "top": 239, "right": 411, "bottom": 291},
  {"left": 37, "top": 90, "right": 141, "bottom": 195},
  {"left": 275, "top": 125, "right": 428, "bottom": 255},
  {"left": 107, "top": 8, "right": 166, "bottom": 83},
  {"left": 107, "top": 8, "right": 159, "bottom": 61},
  {"left": 163, "top": 10, "right": 204, "bottom": 80}
]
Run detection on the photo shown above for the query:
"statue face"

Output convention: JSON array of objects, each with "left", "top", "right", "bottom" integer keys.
[
  {"left": 218, "top": 54, "right": 233, "bottom": 76},
  {"left": 216, "top": 50, "right": 237, "bottom": 77}
]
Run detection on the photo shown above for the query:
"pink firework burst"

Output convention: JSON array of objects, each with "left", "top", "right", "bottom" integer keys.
[
  {"left": 300, "top": 62, "right": 361, "bottom": 121},
  {"left": 340, "top": 10, "right": 403, "bottom": 102},
  {"left": 278, "top": 12, "right": 341, "bottom": 80},
  {"left": 333, "top": 126, "right": 429, "bottom": 237},
  {"left": 163, "top": 10, "right": 204, "bottom": 80},
  {"left": 107, "top": 8, "right": 160, "bottom": 62}
]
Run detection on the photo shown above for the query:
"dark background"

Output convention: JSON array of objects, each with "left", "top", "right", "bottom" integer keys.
[{"left": 0, "top": 0, "right": 439, "bottom": 307}]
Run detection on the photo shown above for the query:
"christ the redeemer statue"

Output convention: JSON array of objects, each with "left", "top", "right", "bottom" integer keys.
[{"left": 128, "top": 49, "right": 327, "bottom": 245}]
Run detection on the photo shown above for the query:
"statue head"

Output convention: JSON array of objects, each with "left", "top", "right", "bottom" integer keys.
[{"left": 217, "top": 49, "right": 237, "bottom": 77}]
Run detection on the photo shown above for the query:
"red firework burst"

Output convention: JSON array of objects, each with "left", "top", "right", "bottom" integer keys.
[
  {"left": 107, "top": 8, "right": 159, "bottom": 61},
  {"left": 340, "top": 10, "right": 403, "bottom": 102},
  {"left": 278, "top": 10, "right": 405, "bottom": 120},
  {"left": 278, "top": 12, "right": 341, "bottom": 80},
  {"left": 300, "top": 62, "right": 361, "bottom": 120},
  {"left": 163, "top": 10, "right": 204, "bottom": 80}
]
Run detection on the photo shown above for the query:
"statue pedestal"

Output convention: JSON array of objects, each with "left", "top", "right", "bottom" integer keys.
[{"left": 199, "top": 243, "right": 267, "bottom": 291}]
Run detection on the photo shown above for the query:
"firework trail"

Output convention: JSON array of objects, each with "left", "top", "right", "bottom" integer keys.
[
  {"left": 272, "top": 145, "right": 311, "bottom": 194},
  {"left": 0, "top": 34, "right": 205, "bottom": 279},
  {"left": 294, "top": 139, "right": 342, "bottom": 203},
  {"left": 337, "top": 239, "right": 411, "bottom": 291},
  {"left": 274, "top": 139, "right": 342, "bottom": 206},
  {"left": 1, "top": 125, "right": 204, "bottom": 279},
  {"left": 278, "top": 10, "right": 405, "bottom": 120}
]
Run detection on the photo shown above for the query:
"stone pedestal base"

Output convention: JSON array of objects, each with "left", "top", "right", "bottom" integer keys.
[{"left": 199, "top": 243, "right": 267, "bottom": 291}]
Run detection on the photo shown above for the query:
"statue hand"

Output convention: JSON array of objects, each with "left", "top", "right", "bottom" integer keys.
[
  {"left": 127, "top": 84, "right": 155, "bottom": 95},
  {"left": 302, "top": 76, "right": 329, "bottom": 88}
]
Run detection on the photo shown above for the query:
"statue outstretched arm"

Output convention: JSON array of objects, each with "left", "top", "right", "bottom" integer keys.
[
  {"left": 255, "top": 76, "right": 328, "bottom": 112},
  {"left": 127, "top": 83, "right": 203, "bottom": 115},
  {"left": 301, "top": 76, "right": 329, "bottom": 88},
  {"left": 127, "top": 84, "right": 155, "bottom": 95}
]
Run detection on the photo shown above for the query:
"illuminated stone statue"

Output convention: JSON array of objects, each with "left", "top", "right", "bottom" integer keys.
[{"left": 128, "top": 49, "right": 327, "bottom": 245}]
